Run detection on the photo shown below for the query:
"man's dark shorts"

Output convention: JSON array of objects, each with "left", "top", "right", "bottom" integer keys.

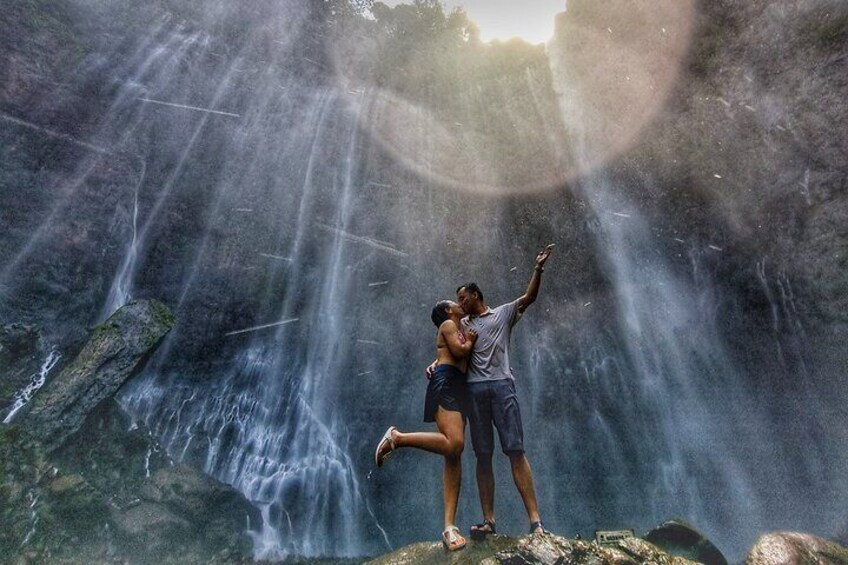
[{"left": 467, "top": 378, "right": 524, "bottom": 456}]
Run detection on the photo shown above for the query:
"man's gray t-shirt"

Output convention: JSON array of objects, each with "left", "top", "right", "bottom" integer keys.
[{"left": 461, "top": 299, "right": 522, "bottom": 383}]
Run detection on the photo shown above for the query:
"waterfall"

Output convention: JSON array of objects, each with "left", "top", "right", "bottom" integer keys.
[
  {"left": 117, "top": 82, "right": 392, "bottom": 558},
  {"left": 545, "top": 21, "right": 846, "bottom": 556},
  {"left": 100, "top": 27, "right": 240, "bottom": 320},
  {"left": 2, "top": 348, "right": 61, "bottom": 424}
]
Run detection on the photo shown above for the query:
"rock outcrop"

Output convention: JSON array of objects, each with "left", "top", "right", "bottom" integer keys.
[
  {"left": 116, "top": 464, "right": 260, "bottom": 559},
  {"left": 23, "top": 299, "right": 174, "bottom": 450},
  {"left": 367, "top": 533, "right": 701, "bottom": 565},
  {"left": 1, "top": 399, "right": 260, "bottom": 563},
  {"left": 369, "top": 532, "right": 848, "bottom": 565},
  {"left": 747, "top": 532, "right": 848, "bottom": 565},
  {"left": 106, "top": 463, "right": 260, "bottom": 562},
  {"left": 645, "top": 520, "right": 728, "bottom": 565}
]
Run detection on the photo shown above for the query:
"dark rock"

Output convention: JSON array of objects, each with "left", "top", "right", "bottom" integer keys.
[
  {"left": 23, "top": 299, "right": 174, "bottom": 450},
  {"left": 52, "top": 398, "right": 169, "bottom": 507},
  {"left": 50, "top": 396, "right": 258, "bottom": 562},
  {"left": 112, "top": 500, "right": 193, "bottom": 553},
  {"left": 0, "top": 323, "right": 40, "bottom": 359},
  {"left": 2, "top": 411, "right": 259, "bottom": 563},
  {"left": 0, "top": 424, "right": 110, "bottom": 561},
  {"left": 0, "top": 323, "right": 44, "bottom": 413},
  {"left": 746, "top": 532, "right": 848, "bottom": 565},
  {"left": 645, "top": 519, "right": 729, "bottom": 565},
  {"left": 131, "top": 464, "right": 260, "bottom": 557}
]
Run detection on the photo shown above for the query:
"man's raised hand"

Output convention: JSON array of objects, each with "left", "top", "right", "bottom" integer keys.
[{"left": 535, "top": 244, "right": 555, "bottom": 269}]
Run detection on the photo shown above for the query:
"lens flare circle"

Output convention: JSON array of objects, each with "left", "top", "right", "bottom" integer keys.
[{"left": 332, "top": 0, "right": 696, "bottom": 195}]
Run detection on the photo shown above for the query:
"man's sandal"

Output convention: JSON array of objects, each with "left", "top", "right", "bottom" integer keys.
[
  {"left": 470, "top": 519, "right": 496, "bottom": 541},
  {"left": 442, "top": 526, "right": 467, "bottom": 551},
  {"left": 529, "top": 521, "right": 549, "bottom": 535},
  {"left": 374, "top": 426, "right": 397, "bottom": 467}
]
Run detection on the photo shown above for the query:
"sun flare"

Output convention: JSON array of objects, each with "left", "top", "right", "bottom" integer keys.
[{"left": 381, "top": 0, "right": 565, "bottom": 45}]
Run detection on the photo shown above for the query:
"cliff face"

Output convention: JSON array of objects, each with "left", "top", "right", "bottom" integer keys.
[
  {"left": 1, "top": 0, "right": 847, "bottom": 560},
  {"left": 0, "top": 300, "right": 257, "bottom": 563}
]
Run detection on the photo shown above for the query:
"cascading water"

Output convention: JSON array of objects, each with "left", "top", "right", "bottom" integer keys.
[
  {"left": 544, "top": 24, "right": 843, "bottom": 556},
  {"left": 117, "top": 77, "right": 393, "bottom": 557},
  {"left": 2, "top": 348, "right": 61, "bottom": 424}
]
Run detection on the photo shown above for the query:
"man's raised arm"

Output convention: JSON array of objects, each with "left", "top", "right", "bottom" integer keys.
[{"left": 517, "top": 244, "right": 555, "bottom": 314}]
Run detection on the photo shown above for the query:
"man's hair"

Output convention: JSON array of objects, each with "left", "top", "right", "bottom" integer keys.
[
  {"left": 431, "top": 300, "right": 452, "bottom": 328},
  {"left": 456, "top": 282, "right": 484, "bottom": 302}
]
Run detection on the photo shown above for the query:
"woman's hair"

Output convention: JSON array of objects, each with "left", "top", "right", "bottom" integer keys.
[{"left": 431, "top": 300, "right": 452, "bottom": 328}]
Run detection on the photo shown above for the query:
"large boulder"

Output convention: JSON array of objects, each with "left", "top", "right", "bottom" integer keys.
[
  {"left": 109, "top": 463, "right": 259, "bottom": 561},
  {"left": 2, "top": 408, "right": 261, "bottom": 563},
  {"left": 645, "top": 519, "right": 729, "bottom": 565},
  {"left": 746, "top": 532, "right": 848, "bottom": 565},
  {"left": 23, "top": 299, "right": 174, "bottom": 450}
]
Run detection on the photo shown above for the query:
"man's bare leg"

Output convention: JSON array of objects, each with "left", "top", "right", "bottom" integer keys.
[
  {"left": 509, "top": 452, "right": 541, "bottom": 527},
  {"left": 476, "top": 453, "right": 496, "bottom": 524}
]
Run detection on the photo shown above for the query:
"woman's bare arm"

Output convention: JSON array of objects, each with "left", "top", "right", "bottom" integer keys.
[{"left": 441, "top": 321, "right": 476, "bottom": 358}]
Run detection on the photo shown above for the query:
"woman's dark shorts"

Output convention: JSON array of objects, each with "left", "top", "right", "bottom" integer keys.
[
  {"left": 466, "top": 378, "right": 524, "bottom": 455},
  {"left": 424, "top": 364, "right": 467, "bottom": 422}
]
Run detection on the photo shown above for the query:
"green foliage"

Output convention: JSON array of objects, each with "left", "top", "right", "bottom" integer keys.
[
  {"left": 332, "top": 0, "right": 565, "bottom": 191},
  {"left": 149, "top": 299, "right": 177, "bottom": 330}
]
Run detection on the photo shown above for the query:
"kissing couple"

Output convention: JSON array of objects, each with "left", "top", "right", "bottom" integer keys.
[{"left": 375, "top": 244, "right": 555, "bottom": 550}]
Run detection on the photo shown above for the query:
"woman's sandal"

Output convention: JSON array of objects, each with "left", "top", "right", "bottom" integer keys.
[
  {"left": 529, "top": 520, "right": 549, "bottom": 535},
  {"left": 469, "top": 519, "right": 496, "bottom": 541},
  {"left": 374, "top": 426, "right": 397, "bottom": 467},
  {"left": 442, "top": 526, "right": 467, "bottom": 551}
]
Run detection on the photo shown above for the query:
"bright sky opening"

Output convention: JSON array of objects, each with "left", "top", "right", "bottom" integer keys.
[{"left": 381, "top": 0, "right": 566, "bottom": 45}]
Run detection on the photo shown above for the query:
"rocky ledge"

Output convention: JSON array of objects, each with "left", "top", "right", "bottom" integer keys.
[
  {"left": 367, "top": 530, "right": 848, "bottom": 565},
  {"left": 367, "top": 533, "right": 701, "bottom": 565},
  {"left": 23, "top": 299, "right": 175, "bottom": 451}
]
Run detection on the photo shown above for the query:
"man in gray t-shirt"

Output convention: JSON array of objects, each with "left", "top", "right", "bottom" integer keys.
[{"left": 456, "top": 244, "right": 554, "bottom": 539}]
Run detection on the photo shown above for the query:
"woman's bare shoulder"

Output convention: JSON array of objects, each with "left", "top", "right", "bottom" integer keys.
[{"left": 439, "top": 319, "right": 458, "bottom": 332}]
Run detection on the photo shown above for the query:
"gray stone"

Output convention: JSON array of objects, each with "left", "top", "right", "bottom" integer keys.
[
  {"left": 746, "top": 532, "right": 848, "bottom": 565},
  {"left": 23, "top": 299, "right": 174, "bottom": 451},
  {"left": 137, "top": 464, "right": 260, "bottom": 555}
]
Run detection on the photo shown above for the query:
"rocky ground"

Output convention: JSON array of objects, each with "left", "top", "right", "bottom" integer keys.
[{"left": 367, "top": 530, "right": 848, "bottom": 565}]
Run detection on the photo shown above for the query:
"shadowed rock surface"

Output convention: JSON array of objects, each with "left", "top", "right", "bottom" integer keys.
[
  {"left": 1, "top": 400, "right": 260, "bottom": 563},
  {"left": 646, "top": 519, "right": 729, "bottom": 565},
  {"left": 746, "top": 533, "right": 848, "bottom": 565},
  {"left": 23, "top": 299, "right": 174, "bottom": 450},
  {"left": 113, "top": 463, "right": 260, "bottom": 562}
]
